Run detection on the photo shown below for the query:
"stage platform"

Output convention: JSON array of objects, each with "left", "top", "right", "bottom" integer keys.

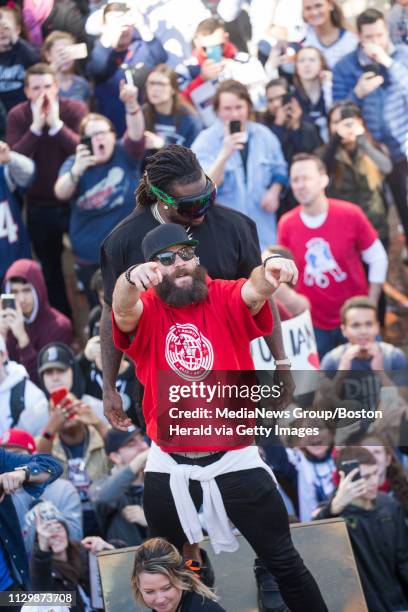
[{"left": 98, "top": 518, "right": 367, "bottom": 611}]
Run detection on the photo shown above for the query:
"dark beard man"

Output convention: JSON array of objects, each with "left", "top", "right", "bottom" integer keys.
[{"left": 155, "top": 266, "right": 208, "bottom": 307}]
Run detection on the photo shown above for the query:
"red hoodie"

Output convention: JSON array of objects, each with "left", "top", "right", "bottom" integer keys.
[
  {"left": 3, "top": 259, "right": 73, "bottom": 384},
  {"left": 182, "top": 41, "right": 237, "bottom": 103}
]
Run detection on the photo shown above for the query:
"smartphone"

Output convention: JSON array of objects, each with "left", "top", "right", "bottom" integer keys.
[
  {"left": 80, "top": 135, "right": 93, "bottom": 155},
  {"left": 1, "top": 294, "right": 16, "bottom": 310},
  {"left": 49, "top": 386, "right": 69, "bottom": 406},
  {"left": 281, "top": 93, "right": 293, "bottom": 106},
  {"left": 122, "top": 63, "right": 134, "bottom": 86},
  {"left": 66, "top": 42, "right": 88, "bottom": 61},
  {"left": 205, "top": 44, "right": 223, "bottom": 63},
  {"left": 50, "top": 387, "right": 76, "bottom": 418},
  {"left": 340, "top": 460, "right": 361, "bottom": 482},
  {"left": 229, "top": 120, "right": 241, "bottom": 134},
  {"left": 363, "top": 63, "right": 382, "bottom": 78}
]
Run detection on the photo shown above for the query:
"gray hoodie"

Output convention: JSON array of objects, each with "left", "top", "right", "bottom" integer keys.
[{"left": 13, "top": 478, "right": 83, "bottom": 555}]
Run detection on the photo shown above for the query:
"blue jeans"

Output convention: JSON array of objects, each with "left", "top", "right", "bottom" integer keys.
[{"left": 314, "top": 326, "right": 346, "bottom": 361}]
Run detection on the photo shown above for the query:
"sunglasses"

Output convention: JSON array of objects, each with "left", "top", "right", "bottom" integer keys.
[
  {"left": 154, "top": 246, "right": 196, "bottom": 266},
  {"left": 149, "top": 176, "right": 216, "bottom": 219}
]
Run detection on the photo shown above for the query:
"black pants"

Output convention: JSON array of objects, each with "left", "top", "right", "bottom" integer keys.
[
  {"left": 27, "top": 204, "right": 71, "bottom": 318},
  {"left": 144, "top": 455, "right": 327, "bottom": 612},
  {"left": 387, "top": 159, "right": 408, "bottom": 243}
]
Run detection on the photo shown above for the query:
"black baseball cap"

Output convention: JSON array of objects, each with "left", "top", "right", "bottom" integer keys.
[
  {"left": 142, "top": 224, "right": 198, "bottom": 262},
  {"left": 105, "top": 427, "right": 142, "bottom": 454},
  {"left": 38, "top": 343, "right": 75, "bottom": 374}
]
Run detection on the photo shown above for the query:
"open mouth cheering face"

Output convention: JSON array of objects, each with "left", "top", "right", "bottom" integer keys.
[{"left": 85, "top": 119, "right": 116, "bottom": 163}]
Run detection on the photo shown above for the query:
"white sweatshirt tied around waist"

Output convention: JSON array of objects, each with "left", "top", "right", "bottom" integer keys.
[{"left": 145, "top": 443, "right": 276, "bottom": 554}]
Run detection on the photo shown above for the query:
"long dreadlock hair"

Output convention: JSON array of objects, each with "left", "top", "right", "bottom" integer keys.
[{"left": 135, "top": 145, "right": 203, "bottom": 209}]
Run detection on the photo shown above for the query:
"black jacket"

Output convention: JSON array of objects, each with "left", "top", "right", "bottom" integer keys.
[
  {"left": 30, "top": 541, "right": 91, "bottom": 612},
  {"left": 265, "top": 118, "right": 322, "bottom": 164},
  {"left": 89, "top": 466, "right": 147, "bottom": 546},
  {"left": 153, "top": 590, "right": 225, "bottom": 611},
  {"left": 315, "top": 492, "right": 408, "bottom": 612}
]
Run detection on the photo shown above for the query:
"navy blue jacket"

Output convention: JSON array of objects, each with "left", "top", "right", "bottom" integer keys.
[
  {"left": 0, "top": 165, "right": 31, "bottom": 286},
  {"left": 0, "top": 39, "right": 39, "bottom": 112},
  {"left": 333, "top": 44, "right": 408, "bottom": 162},
  {"left": 0, "top": 449, "right": 63, "bottom": 589}
]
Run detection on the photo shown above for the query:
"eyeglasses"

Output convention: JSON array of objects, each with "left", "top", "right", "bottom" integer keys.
[
  {"left": 87, "top": 130, "right": 112, "bottom": 138},
  {"left": 154, "top": 247, "right": 196, "bottom": 266},
  {"left": 149, "top": 176, "right": 217, "bottom": 219}
]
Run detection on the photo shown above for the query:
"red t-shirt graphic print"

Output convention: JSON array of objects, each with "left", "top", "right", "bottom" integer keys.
[
  {"left": 165, "top": 322, "right": 214, "bottom": 381},
  {"left": 278, "top": 199, "right": 377, "bottom": 329}
]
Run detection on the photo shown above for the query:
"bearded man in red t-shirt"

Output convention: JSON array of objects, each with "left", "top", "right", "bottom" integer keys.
[{"left": 111, "top": 223, "right": 328, "bottom": 612}]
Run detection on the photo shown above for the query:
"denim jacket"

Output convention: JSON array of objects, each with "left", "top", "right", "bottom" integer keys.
[
  {"left": 0, "top": 449, "right": 63, "bottom": 589},
  {"left": 333, "top": 44, "right": 408, "bottom": 162},
  {"left": 192, "top": 119, "right": 287, "bottom": 250}
]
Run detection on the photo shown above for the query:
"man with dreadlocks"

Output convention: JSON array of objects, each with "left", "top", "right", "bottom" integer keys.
[
  {"left": 110, "top": 222, "right": 327, "bottom": 612},
  {"left": 100, "top": 144, "right": 293, "bottom": 432},
  {"left": 100, "top": 145, "right": 306, "bottom": 605}
]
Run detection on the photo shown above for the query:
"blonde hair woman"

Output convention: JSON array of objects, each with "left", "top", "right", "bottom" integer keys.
[{"left": 131, "top": 538, "right": 225, "bottom": 611}]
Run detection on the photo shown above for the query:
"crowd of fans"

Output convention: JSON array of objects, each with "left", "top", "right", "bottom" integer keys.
[{"left": 1, "top": 0, "right": 408, "bottom": 611}]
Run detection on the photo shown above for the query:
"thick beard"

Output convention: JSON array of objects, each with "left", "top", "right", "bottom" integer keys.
[{"left": 155, "top": 266, "right": 208, "bottom": 307}]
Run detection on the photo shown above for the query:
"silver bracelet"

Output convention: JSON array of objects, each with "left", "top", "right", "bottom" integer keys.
[{"left": 274, "top": 358, "right": 291, "bottom": 367}]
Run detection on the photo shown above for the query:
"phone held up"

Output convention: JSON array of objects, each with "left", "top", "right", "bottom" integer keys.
[
  {"left": 281, "top": 93, "right": 293, "bottom": 107},
  {"left": 229, "top": 120, "right": 241, "bottom": 134},
  {"left": 362, "top": 63, "right": 382, "bottom": 78},
  {"left": 340, "top": 459, "right": 361, "bottom": 482},
  {"left": 66, "top": 42, "right": 88, "bottom": 61},
  {"left": 49, "top": 386, "right": 75, "bottom": 419},
  {"left": 81, "top": 135, "right": 93, "bottom": 155},
  {"left": 1, "top": 294, "right": 16, "bottom": 310}
]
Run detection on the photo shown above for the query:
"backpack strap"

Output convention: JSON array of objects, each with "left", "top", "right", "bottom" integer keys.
[{"left": 10, "top": 378, "right": 27, "bottom": 427}]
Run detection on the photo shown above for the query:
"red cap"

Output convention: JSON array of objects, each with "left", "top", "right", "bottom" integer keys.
[{"left": 0, "top": 429, "right": 36, "bottom": 454}]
